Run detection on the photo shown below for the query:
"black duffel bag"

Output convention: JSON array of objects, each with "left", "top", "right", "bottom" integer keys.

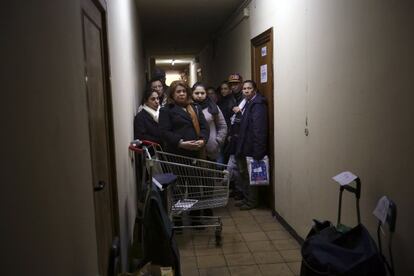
[{"left": 301, "top": 222, "right": 386, "bottom": 275}]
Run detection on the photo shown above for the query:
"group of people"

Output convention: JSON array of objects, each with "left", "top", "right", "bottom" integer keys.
[{"left": 134, "top": 69, "right": 268, "bottom": 211}]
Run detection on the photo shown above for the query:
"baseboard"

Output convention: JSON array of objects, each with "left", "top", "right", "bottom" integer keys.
[{"left": 272, "top": 209, "right": 304, "bottom": 245}]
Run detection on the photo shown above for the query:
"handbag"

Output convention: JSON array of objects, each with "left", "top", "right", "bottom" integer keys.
[{"left": 246, "top": 156, "right": 270, "bottom": 185}]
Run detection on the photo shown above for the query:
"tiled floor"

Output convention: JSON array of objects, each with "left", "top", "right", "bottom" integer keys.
[{"left": 176, "top": 198, "right": 302, "bottom": 276}]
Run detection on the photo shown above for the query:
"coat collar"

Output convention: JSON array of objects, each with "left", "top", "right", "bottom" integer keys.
[{"left": 169, "top": 103, "right": 192, "bottom": 122}]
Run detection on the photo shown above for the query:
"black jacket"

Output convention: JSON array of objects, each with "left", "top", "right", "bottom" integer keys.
[
  {"left": 133, "top": 109, "right": 162, "bottom": 144},
  {"left": 159, "top": 103, "right": 209, "bottom": 158},
  {"left": 217, "top": 94, "right": 237, "bottom": 128},
  {"left": 236, "top": 93, "right": 268, "bottom": 160},
  {"left": 143, "top": 184, "right": 181, "bottom": 275}
]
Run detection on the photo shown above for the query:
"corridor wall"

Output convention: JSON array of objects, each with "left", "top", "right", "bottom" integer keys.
[
  {"left": 107, "top": 0, "right": 145, "bottom": 271},
  {"left": 1, "top": 0, "right": 145, "bottom": 274},
  {"left": 202, "top": 0, "right": 414, "bottom": 273}
]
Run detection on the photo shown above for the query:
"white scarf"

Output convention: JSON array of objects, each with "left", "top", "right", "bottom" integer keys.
[
  {"left": 230, "top": 98, "right": 247, "bottom": 125},
  {"left": 143, "top": 104, "right": 160, "bottom": 123}
]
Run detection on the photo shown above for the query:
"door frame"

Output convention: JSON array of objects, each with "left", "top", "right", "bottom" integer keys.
[
  {"left": 251, "top": 27, "right": 275, "bottom": 208},
  {"left": 81, "top": 0, "right": 120, "bottom": 261}
]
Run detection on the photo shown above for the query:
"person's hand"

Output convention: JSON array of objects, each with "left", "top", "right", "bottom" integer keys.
[
  {"left": 179, "top": 140, "right": 199, "bottom": 151},
  {"left": 194, "top": 139, "right": 205, "bottom": 148},
  {"left": 232, "top": 106, "right": 241, "bottom": 113}
]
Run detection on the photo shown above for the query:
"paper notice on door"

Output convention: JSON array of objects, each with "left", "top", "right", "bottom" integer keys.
[
  {"left": 373, "top": 196, "right": 390, "bottom": 224},
  {"left": 260, "top": 64, "right": 267, "bottom": 83},
  {"left": 332, "top": 171, "right": 358, "bottom": 186},
  {"left": 261, "top": 46, "right": 267, "bottom": 56}
]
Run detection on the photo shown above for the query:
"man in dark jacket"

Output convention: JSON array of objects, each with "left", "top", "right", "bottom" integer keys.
[{"left": 235, "top": 80, "right": 268, "bottom": 210}]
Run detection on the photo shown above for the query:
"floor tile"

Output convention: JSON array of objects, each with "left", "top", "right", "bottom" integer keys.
[
  {"left": 279, "top": 249, "right": 302, "bottom": 262},
  {"left": 182, "top": 268, "right": 200, "bottom": 276},
  {"left": 221, "top": 242, "right": 250, "bottom": 254},
  {"left": 218, "top": 233, "right": 244, "bottom": 244},
  {"left": 232, "top": 216, "right": 254, "bottom": 224},
  {"left": 249, "top": 208, "right": 272, "bottom": 217},
  {"left": 230, "top": 210, "right": 253, "bottom": 218},
  {"left": 287, "top": 262, "right": 301, "bottom": 275},
  {"left": 199, "top": 266, "right": 230, "bottom": 276},
  {"left": 197, "top": 254, "right": 227, "bottom": 268},
  {"left": 221, "top": 217, "right": 235, "bottom": 226},
  {"left": 253, "top": 251, "right": 284, "bottom": 264},
  {"left": 246, "top": 240, "right": 275, "bottom": 252},
  {"left": 272, "top": 239, "right": 300, "bottom": 250},
  {"left": 192, "top": 235, "right": 212, "bottom": 246},
  {"left": 236, "top": 223, "right": 262, "bottom": 233},
  {"left": 228, "top": 265, "right": 262, "bottom": 276},
  {"left": 242, "top": 231, "right": 268, "bottom": 242},
  {"left": 224, "top": 252, "right": 256, "bottom": 266},
  {"left": 260, "top": 222, "right": 283, "bottom": 231},
  {"left": 195, "top": 244, "right": 223, "bottom": 256},
  {"left": 265, "top": 230, "right": 291, "bottom": 240},
  {"left": 222, "top": 225, "right": 239, "bottom": 234},
  {"left": 254, "top": 215, "right": 277, "bottom": 224},
  {"left": 180, "top": 248, "right": 196, "bottom": 257},
  {"left": 259, "top": 263, "right": 294, "bottom": 276},
  {"left": 182, "top": 256, "right": 198, "bottom": 271}
]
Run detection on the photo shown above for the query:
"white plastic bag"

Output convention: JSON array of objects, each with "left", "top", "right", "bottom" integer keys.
[{"left": 246, "top": 156, "right": 270, "bottom": 185}]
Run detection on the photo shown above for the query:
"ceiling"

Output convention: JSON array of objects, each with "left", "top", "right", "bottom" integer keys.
[{"left": 136, "top": 0, "right": 246, "bottom": 55}]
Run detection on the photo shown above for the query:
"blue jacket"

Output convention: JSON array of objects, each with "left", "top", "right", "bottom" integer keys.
[{"left": 235, "top": 93, "right": 268, "bottom": 160}]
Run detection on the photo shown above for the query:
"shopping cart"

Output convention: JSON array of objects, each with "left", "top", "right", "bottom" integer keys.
[{"left": 129, "top": 139, "right": 230, "bottom": 245}]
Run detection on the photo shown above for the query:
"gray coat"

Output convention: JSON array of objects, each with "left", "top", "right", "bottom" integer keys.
[{"left": 202, "top": 106, "right": 228, "bottom": 160}]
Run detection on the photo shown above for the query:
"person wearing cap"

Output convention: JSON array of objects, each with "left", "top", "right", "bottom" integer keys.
[{"left": 228, "top": 73, "right": 244, "bottom": 105}]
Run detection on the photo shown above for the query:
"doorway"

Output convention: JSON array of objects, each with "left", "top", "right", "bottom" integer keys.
[
  {"left": 251, "top": 28, "right": 275, "bottom": 209},
  {"left": 81, "top": 0, "right": 119, "bottom": 275}
]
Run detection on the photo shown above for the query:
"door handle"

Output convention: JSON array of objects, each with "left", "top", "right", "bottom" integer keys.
[{"left": 94, "top": 180, "right": 106, "bottom": 191}]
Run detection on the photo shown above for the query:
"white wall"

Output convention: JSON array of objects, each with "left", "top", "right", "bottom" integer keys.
[
  {"left": 1, "top": 0, "right": 145, "bottom": 274},
  {"left": 107, "top": 0, "right": 145, "bottom": 271},
  {"left": 205, "top": 0, "right": 414, "bottom": 273}
]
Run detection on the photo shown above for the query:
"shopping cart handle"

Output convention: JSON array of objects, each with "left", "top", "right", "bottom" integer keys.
[
  {"left": 129, "top": 144, "right": 143, "bottom": 153},
  {"left": 140, "top": 140, "right": 160, "bottom": 146}
]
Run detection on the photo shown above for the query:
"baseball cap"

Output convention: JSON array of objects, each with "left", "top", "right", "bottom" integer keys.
[{"left": 228, "top": 73, "right": 243, "bottom": 83}]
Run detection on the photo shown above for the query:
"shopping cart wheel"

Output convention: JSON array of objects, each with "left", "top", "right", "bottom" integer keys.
[{"left": 215, "top": 229, "right": 222, "bottom": 246}]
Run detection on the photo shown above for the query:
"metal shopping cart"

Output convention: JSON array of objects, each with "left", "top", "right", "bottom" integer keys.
[{"left": 129, "top": 139, "right": 230, "bottom": 246}]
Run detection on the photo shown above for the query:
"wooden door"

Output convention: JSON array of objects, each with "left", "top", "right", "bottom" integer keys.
[
  {"left": 251, "top": 28, "right": 275, "bottom": 209},
  {"left": 81, "top": 0, "right": 118, "bottom": 275}
]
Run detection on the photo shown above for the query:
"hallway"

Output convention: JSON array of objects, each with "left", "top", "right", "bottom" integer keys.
[
  {"left": 2, "top": 0, "right": 414, "bottom": 275},
  {"left": 177, "top": 199, "right": 301, "bottom": 276}
]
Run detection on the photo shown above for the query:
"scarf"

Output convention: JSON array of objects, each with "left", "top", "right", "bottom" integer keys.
[
  {"left": 143, "top": 104, "right": 160, "bottom": 123},
  {"left": 198, "top": 97, "right": 219, "bottom": 115},
  {"left": 185, "top": 104, "right": 200, "bottom": 136},
  {"left": 230, "top": 98, "right": 247, "bottom": 125}
]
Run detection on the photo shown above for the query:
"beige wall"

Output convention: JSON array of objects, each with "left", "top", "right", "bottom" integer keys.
[
  {"left": 203, "top": 0, "right": 414, "bottom": 273},
  {"left": 1, "top": 0, "right": 144, "bottom": 274},
  {"left": 107, "top": 0, "right": 145, "bottom": 270}
]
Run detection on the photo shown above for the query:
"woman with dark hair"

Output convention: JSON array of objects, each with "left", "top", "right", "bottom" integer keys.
[
  {"left": 206, "top": 86, "right": 219, "bottom": 104},
  {"left": 159, "top": 80, "right": 209, "bottom": 158},
  {"left": 217, "top": 81, "right": 236, "bottom": 128},
  {"left": 149, "top": 77, "right": 168, "bottom": 107},
  {"left": 234, "top": 80, "right": 268, "bottom": 210},
  {"left": 192, "top": 82, "right": 227, "bottom": 162},
  {"left": 134, "top": 90, "right": 162, "bottom": 144}
]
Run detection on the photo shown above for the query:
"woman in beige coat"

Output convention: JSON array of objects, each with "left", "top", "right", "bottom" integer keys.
[{"left": 192, "top": 82, "right": 228, "bottom": 161}]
